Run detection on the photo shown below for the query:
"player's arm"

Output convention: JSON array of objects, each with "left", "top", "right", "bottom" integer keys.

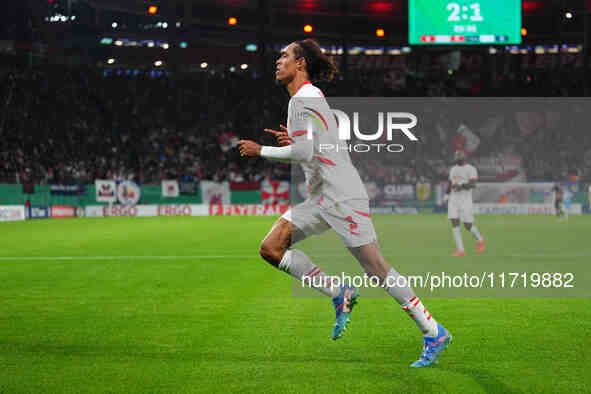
[
  {"left": 445, "top": 180, "right": 452, "bottom": 194},
  {"left": 239, "top": 101, "right": 314, "bottom": 162},
  {"left": 462, "top": 178, "right": 477, "bottom": 190},
  {"left": 237, "top": 128, "right": 292, "bottom": 163},
  {"left": 447, "top": 171, "right": 453, "bottom": 193},
  {"left": 238, "top": 126, "right": 314, "bottom": 162},
  {"left": 263, "top": 131, "right": 313, "bottom": 162}
]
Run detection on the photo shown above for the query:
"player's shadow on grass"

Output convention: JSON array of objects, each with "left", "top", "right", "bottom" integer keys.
[{"left": 443, "top": 367, "right": 524, "bottom": 394}]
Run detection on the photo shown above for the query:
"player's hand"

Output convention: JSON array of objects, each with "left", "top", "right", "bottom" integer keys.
[
  {"left": 277, "top": 134, "right": 294, "bottom": 146},
  {"left": 265, "top": 125, "right": 293, "bottom": 146},
  {"left": 238, "top": 140, "right": 262, "bottom": 157}
]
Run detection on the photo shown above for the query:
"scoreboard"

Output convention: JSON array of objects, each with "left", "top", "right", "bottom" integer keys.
[{"left": 409, "top": 0, "right": 522, "bottom": 45}]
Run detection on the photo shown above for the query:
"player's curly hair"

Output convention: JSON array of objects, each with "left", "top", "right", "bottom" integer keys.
[{"left": 294, "top": 39, "right": 338, "bottom": 83}]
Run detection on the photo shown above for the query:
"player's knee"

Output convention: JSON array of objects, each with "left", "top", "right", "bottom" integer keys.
[{"left": 259, "top": 240, "right": 282, "bottom": 266}]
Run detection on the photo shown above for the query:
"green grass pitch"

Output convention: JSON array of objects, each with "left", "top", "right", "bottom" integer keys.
[{"left": 0, "top": 214, "right": 590, "bottom": 393}]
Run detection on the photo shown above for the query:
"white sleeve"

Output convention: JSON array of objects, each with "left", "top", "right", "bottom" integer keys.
[
  {"left": 260, "top": 145, "right": 293, "bottom": 162},
  {"left": 259, "top": 143, "right": 314, "bottom": 163}
]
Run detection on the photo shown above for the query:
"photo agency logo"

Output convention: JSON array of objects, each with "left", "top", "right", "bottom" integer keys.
[{"left": 296, "top": 109, "right": 418, "bottom": 153}]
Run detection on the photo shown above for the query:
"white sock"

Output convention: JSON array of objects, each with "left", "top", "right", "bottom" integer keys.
[
  {"left": 452, "top": 227, "right": 464, "bottom": 251},
  {"left": 278, "top": 249, "right": 339, "bottom": 298},
  {"left": 382, "top": 268, "right": 416, "bottom": 305},
  {"left": 470, "top": 226, "right": 482, "bottom": 241},
  {"left": 402, "top": 296, "right": 438, "bottom": 337},
  {"left": 381, "top": 269, "right": 437, "bottom": 337}
]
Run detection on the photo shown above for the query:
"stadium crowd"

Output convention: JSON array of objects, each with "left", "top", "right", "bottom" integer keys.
[{"left": 1, "top": 53, "right": 590, "bottom": 186}]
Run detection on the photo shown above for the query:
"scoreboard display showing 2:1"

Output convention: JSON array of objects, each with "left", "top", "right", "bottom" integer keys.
[{"left": 409, "top": 0, "right": 522, "bottom": 45}]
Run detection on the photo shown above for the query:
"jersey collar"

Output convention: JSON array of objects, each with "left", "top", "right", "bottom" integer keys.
[{"left": 293, "top": 80, "right": 311, "bottom": 96}]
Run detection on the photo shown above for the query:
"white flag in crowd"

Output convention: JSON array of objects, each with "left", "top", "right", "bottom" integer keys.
[
  {"left": 201, "top": 181, "right": 231, "bottom": 204},
  {"left": 95, "top": 180, "right": 117, "bottom": 203},
  {"left": 162, "top": 180, "right": 180, "bottom": 197},
  {"left": 261, "top": 180, "right": 290, "bottom": 205}
]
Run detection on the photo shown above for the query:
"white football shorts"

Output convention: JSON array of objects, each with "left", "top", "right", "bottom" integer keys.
[
  {"left": 447, "top": 198, "right": 474, "bottom": 223},
  {"left": 282, "top": 198, "right": 377, "bottom": 248}
]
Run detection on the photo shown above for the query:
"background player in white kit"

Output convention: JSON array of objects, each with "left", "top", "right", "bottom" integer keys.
[
  {"left": 447, "top": 151, "right": 485, "bottom": 256},
  {"left": 238, "top": 39, "right": 451, "bottom": 368}
]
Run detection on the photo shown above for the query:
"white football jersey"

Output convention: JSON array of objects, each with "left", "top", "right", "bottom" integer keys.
[
  {"left": 449, "top": 164, "right": 478, "bottom": 202},
  {"left": 287, "top": 82, "right": 368, "bottom": 204}
]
